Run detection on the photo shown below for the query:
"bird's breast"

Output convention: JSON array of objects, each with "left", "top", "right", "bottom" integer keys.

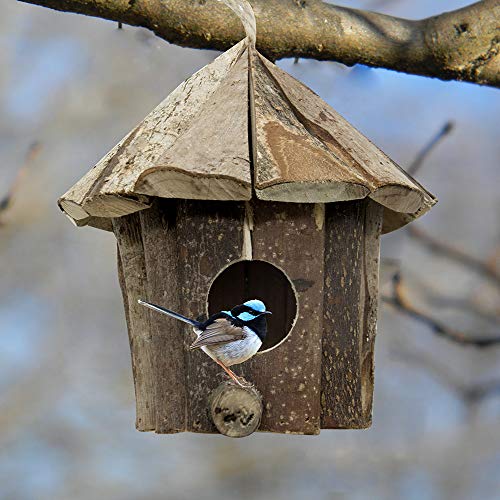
[{"left": 204, "top": 327, "right": 261, "bottom": 367}]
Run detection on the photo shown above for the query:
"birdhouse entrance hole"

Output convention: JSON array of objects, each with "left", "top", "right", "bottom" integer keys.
[{"left": 208, "top": 260, "right": 297, "bottom": 352}]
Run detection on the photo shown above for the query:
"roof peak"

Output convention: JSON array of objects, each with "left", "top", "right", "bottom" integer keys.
[{"left": 59, "top": 40, "right": 435, "bottom": 234}]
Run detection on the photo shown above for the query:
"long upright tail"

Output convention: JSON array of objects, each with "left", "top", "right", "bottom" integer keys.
[{"left": 138, "top": 300, "right": 201, "bottom": 327}]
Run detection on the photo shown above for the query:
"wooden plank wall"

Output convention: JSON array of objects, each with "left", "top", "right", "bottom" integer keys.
[
  {"left": 321, "top": 199, "right": 382, "bottom": 428},
  {"left": 114, "top": 198, "right": 382, "bottom": 434},
  {"left": 243, "top": 200, "right": 325, "bottom": 434}
]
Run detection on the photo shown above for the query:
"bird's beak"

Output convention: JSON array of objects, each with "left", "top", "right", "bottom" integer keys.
[{"left": 263, "top": 311, "right": 272, "bottom": 315}]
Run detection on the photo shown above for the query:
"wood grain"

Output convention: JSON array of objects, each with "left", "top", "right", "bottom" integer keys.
[
  {"left": 60, "top": 40, "right": 435, "bottom": 234},
  {"left": 209, "top": 381, "right": 262, "bottom": 438},
  {"left": 360, "top": 200, "right": 383, "bottom": 420},
  {"left": 174, "top": 200, "right": 246, "bottom": 433},
  {"left": 243, "top": 200, "right": 324, "bottom": 434},
  {"left": 59, "top": 40, "right": 251, "bottom": 225},
  {"left": 113, "top": 213, "right": 156, "bottom": 431},
  {"left": 321, "top": 199, "right": 382, "bottom": 428},
  {"left": 139, "top": 200, "right": 188, "bottom": 433},
  {"left": 135, "top": 45, "right": 251, "bottom": 201},
  {"left": 253, "top": 52, "right": 436, "bottom": 231},
  {"left": 114, "top": 198, "right": 383, "bottom": 433}
]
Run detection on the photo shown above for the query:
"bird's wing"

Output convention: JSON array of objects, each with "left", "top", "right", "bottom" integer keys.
[{"left": 190, "top": 318, "right": 245, "bottom": 350}]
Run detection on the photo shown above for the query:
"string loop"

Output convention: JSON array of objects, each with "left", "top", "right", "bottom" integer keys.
[{"left": 220, "top": 0, "right": 256, "bottom": 46}]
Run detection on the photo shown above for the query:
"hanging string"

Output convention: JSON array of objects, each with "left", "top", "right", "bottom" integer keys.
[{"left": 219, "top": 0, "right": 257, "bottom": 46}]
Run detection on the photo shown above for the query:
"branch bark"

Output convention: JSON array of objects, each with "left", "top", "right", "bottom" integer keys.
[{"left": 19, "top": 0, "right": 500, "bottom": 87}]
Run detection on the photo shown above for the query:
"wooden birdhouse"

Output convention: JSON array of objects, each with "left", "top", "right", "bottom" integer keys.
[{"left": 59, "top": 1, "right": 435, "bottom": 437}]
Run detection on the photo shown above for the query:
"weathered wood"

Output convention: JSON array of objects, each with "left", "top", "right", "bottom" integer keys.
[
  {"left": 135, "top": 44, "right": 251, "bottom": 201},
  {"left": 174, "top": 200, "right": 246, "bottom": 433},
  {"left": 243, "top": 200, "right": 324, "bottom": 434},
  {"left": 59, "top": 40, "right": 251, "bottom": 225},
  {"left": 321, "top": 199, "right": 382, "bottom": 428},
  {"left": 251, "top": 50, "right": 369, "bottom": 202},
  {"left": 139, "top": 200, "right": 187, "bottom": 433},
  {"left": 113, "top": 198, "right": 383, "bottom": 434},
  {"left": 360, "top": 200, "right": 383, "bottom": 421},
  {"left": 117, "top": 200, "right": 245, "bottom": 434},
  {"left": 113, "top": 213, "right": 156, "bottom": 431},
  {"left": 209, "top": 381, "right": 262, "bottom": 438},
  {"left": 60, "top": 34, "right": 435, "bottom": 235},
  {"left": 321, "top": 201, "right": 363, "bottom": 428},
  {"left": 253, "top": 52, "right": 436, "bottom": 230}
]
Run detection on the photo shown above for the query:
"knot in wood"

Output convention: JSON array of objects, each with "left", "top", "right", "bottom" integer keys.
[{"left": 209, "top": 381, "right": 263, "bottom": 437}]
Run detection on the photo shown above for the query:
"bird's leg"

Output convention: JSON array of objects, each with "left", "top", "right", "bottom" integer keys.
[{"left": 215, "top": 359, "right": 246, "bottom": 388}]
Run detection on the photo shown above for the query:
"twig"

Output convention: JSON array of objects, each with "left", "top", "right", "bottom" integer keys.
[
  {"left": 407, "top": 226, "right": 500, "bottom": 287},
  {"left": 0, "top": 142, "right": 41, "bottom": 221},
  {"left": 393, "top": 347, "right": 500, "bottom": 404},
  {"left": 382, "top": 271, "right": 500, "bottom": 348},
  {"left": 423, "top": 294, "right": 500, "bottom": 325},
  {"left": 405, "top": 121, "right": 500, "bottom": 288},
  {"left": 407, "top": 121, "right": 454, "bottom": 175}
]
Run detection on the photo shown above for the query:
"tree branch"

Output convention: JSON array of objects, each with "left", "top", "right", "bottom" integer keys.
[
  {"left": 407, "top": 121, "right": 454, "bottom": 175},
  {"left": 408, "top": 226, "right": 500, "bottom": 287},
  {"left": 392, "top": 347, "right": 500, "bottom": 406},
  {"left": 19, "top": 0, "right": 500, "bottom": 88},
  {"left": 0, "top": 142, "right": 41, "bottom": 224},
  {"left": 383, "top": 270, "right": 500, "bottom": 348}
]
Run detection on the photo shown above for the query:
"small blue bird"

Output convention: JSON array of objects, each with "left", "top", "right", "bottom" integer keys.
[{"left": 138, "top": 299, "right": 272, "bottom": 387}]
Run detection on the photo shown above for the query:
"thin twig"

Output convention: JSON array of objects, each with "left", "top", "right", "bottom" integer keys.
[
  {"left": 0, "top": 142, "right": 41, "bottom": 221},
  {"left": 407, "top": 121, "right": 454, "bottom": 175},
  {"left": 382, "top": 271, "right": 500, "bottom": 348},
  {"left": 393, "top": 347, "right": 500, "bottom": 404},
  {"left": 405, "top": 121, "right": 500, "bottom": 288},
  {"left": 423, "top": 295, "right": 500, "bottom": 325},
  {"left": 407, "top": 226, "right": 500, "bottom": 287}
]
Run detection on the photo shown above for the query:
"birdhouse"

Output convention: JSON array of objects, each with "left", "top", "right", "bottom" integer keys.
[{"left": 59, "top": 1, "right": 435, "bottom": 437}]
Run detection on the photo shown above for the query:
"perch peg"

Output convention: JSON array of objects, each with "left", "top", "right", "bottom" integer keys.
[{"left": 210, "top": 381, "right": 263, "bottom": 437}]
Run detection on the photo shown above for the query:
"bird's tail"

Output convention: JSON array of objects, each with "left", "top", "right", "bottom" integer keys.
[{"left": 138, "top": 300, "right": 201, "bottom": 327}]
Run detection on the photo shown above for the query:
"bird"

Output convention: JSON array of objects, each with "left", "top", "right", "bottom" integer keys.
[{"left": 137, "top": 298, "right": 272, "bottom": 387}]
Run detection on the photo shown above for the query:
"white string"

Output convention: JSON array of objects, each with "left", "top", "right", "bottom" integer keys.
[{"left": 219, "top": 0, "right": 256, "bottom": 46}]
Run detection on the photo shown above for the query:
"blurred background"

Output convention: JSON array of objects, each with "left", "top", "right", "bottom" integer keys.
[{"left": 1, "top": 0, "right": 499, "bottom": 498}]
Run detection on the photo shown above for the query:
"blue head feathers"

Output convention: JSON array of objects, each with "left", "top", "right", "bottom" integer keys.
[
  {"left": 243, "top": 299, "right": 266, "bottom": 313},
  {"left": 222, "top": 299, "right": 269, "bottom": 322}
]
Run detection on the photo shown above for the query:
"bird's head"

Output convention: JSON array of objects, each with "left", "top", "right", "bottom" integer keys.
[
  {"left": 243, "top": 299, "right": 270, "bottom": 315},
  {"left": 223, "top": 299, "right": 272, "bottom": 322},
  {"left": 222, "top": 299, "right": 271, "bottom": 341}
]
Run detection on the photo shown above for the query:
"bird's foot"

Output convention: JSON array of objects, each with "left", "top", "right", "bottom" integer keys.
[{"left": 234, "top": 375, "right": 253, "bottom": 388}]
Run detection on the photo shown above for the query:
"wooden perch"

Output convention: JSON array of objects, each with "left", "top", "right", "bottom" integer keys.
[
  {"left": 19, "top": 0, "right": 500, "bottom": 88},
  {"left": 209, "top": 381, "right": 263, "bottom": 437}
]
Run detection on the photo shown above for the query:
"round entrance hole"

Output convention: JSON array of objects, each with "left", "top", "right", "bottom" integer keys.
[{"left": 208, "top": 260, "right": 297, "bottom": 352}]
